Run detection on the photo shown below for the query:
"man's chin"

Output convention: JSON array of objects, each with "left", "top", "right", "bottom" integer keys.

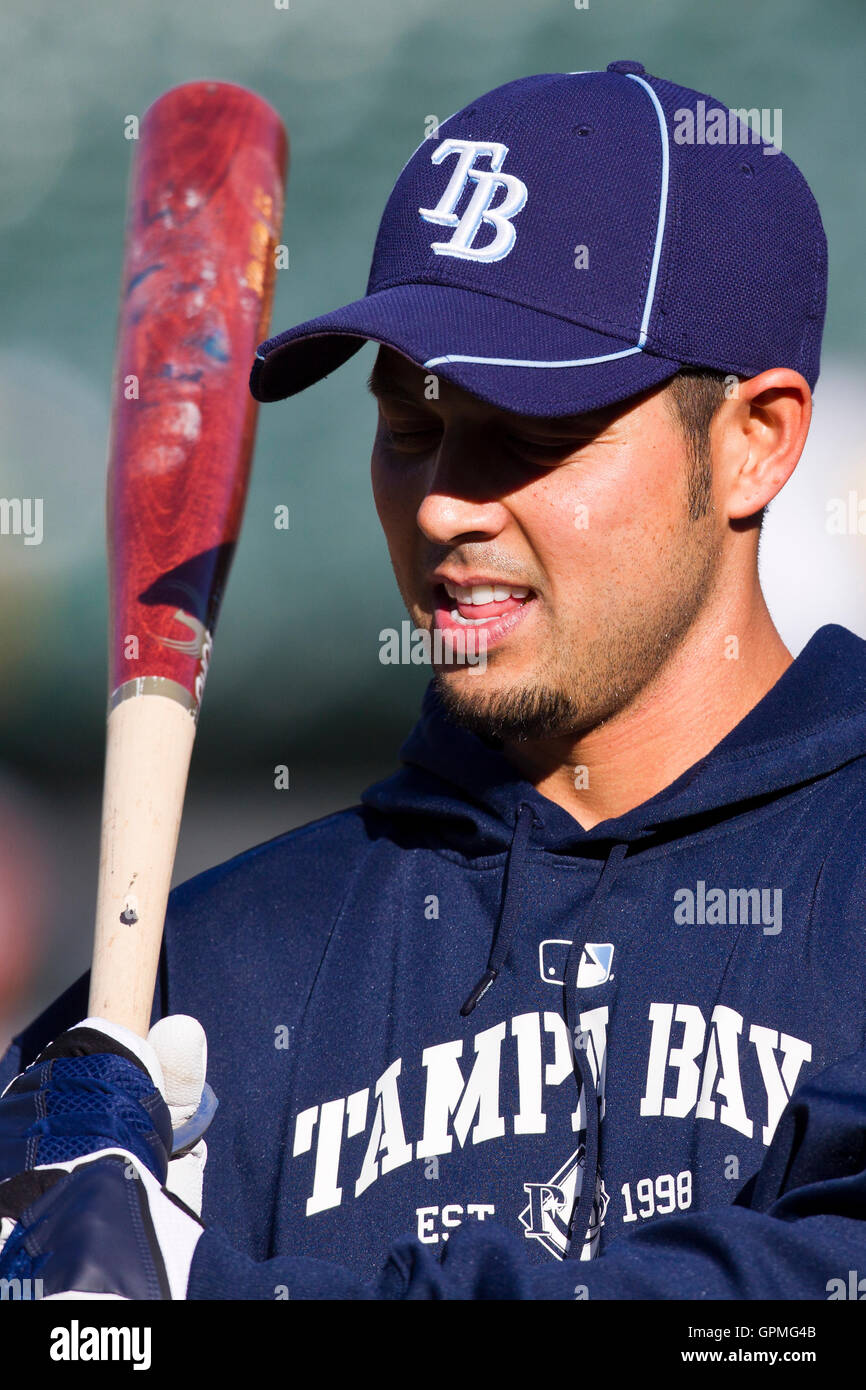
[{"left": 433, "top": 669, "right": 589, "bottom": 744}]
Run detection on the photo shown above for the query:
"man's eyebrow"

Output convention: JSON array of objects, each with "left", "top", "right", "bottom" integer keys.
[
  {"left": 366, "top": 363, "right": 423, "bottom": 402},
  {"left": 504, "top": 406, "right": 618, "bottom": 434},
  {"left": 366, "top": 362, "right": 618, "bottom": 432}
]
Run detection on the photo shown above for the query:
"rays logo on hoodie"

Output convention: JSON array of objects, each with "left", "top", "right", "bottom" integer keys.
[{"left": 520, "top": 1145, "right": 610, "bottom": 1260}]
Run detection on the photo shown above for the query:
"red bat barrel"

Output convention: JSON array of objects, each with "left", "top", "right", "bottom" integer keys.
[
  {"left": 90, "top": 83, "right": 287, "bottom": 1034},
  {"left": 108, "top": 81, "right": 287, "bottom": 715}
]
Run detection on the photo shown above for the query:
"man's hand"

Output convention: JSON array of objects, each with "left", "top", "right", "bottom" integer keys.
[
  {"left": 0, "top": 1015, "right": 214, "bottom": 1299},
  {"left": 0, "top": 1151, "right": 203, "bottom": 1299},
  {"left": 148, "top": 1014, "right": 217, "bottom": 1216}
]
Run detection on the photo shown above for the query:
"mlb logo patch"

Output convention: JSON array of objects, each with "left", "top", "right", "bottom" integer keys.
[
  {"left": 538, "top": 941, "right": 614, "bottom": 988},
  {"left": 577, "top": 943, "right": 614, "bottom": 988}
]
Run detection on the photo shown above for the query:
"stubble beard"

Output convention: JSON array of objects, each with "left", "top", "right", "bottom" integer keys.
[{"left": 434, "top": 515, "right": 723, "bottom": 746}]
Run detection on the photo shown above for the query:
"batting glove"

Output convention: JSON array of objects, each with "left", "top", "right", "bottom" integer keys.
[{"left": 0, "top": 1015, "right": 214, "bottom": 1298}]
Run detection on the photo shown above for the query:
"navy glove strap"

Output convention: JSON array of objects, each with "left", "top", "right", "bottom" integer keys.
[
  {"left": 1, "top": 1157, "right": 175, "bottom": 1300},
  {"left": 0, "top": 1026, "right": 172, "bottom": 1186}
]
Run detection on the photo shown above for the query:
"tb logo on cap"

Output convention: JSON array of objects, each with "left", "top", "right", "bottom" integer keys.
[{"left": 419, "top": 139, "right": 527, "bottom": 262}]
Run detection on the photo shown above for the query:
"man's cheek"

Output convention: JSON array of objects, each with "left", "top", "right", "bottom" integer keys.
[
  {"left": 371, "top": 456, "right": 397, "bottom": 523},
  {"left": 372, "top": 478, "right": 412, "bottom": 558},
  {"left": 544, "top": 472, "right": 627, "bottom": 540}
]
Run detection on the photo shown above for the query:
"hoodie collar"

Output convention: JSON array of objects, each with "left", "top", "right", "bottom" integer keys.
[{"left": 362, "top": 625, "right": 866, "bottom": 855}]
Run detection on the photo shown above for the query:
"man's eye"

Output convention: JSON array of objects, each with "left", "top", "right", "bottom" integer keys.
[
  {"left": 505, "top": 435, "right": 580, "bottom": 463},
  {"left": 383, "top": 425, "right": 440, "bottom": 452}
]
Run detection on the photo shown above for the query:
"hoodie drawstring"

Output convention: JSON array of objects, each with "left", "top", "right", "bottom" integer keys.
[
  {"left": 460, "top": 802, "right": 537, "bottom": 1017},
  {"left": 458, "top": 804, "right": 627, "bottom": 1262},
  {"left": 564, "top": 840, "right": 628, "bottom": 1261}
]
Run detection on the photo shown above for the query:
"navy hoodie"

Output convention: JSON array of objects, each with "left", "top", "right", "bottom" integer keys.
[{"left": 5, "top": 623, "right": 866, "bottom": 1300}]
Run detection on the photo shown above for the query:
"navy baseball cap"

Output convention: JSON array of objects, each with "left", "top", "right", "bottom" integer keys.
[{"left": 251, "top": 60, "right": 827, "bottom": 418}]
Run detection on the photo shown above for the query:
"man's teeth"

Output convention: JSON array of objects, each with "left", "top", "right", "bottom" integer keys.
[
  {"left": 443, "top": 581, "right": 530, "bottom": 605},
  {"left": 450, "top": 609, "right": 489, "bottom": 625}
]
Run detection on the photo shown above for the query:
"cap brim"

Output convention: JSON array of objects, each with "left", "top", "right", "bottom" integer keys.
[{"left": 251, "top": 283, "right": 682, "bottom": 418}]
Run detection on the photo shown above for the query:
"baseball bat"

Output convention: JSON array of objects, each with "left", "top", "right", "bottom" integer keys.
[{"left": 88, "top": 82, "right": 287, "bottom": 1035}]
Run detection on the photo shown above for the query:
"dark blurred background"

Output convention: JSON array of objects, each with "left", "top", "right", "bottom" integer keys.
[{"left": 1, "top": 0, "right": 864, "bottom": 1049}]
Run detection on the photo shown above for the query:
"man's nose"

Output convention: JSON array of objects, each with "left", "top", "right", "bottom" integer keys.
[{"left": 415, "top": 428, "right": 510, "bottom": 545}]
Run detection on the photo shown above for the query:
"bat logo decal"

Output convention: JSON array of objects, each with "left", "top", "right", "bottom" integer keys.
[{"left": 157, "top": 607, "right": 208, "bottom": 656}]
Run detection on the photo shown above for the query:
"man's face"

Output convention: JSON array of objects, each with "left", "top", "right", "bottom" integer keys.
[{"left": 369, "top": 346, "right": 725, "bottom": 743}]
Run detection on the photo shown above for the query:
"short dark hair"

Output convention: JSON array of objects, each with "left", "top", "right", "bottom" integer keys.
[{"left": 665, "top": 368, "right": 738, "bottom": 521}]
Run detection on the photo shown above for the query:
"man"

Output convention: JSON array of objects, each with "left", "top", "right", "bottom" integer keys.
[{"left": 2, "top": 61, "right": 865, "bottom": 1301}]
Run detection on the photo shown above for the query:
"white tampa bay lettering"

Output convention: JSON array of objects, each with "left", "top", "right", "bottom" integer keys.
[
  {"left": 643, "top": 1003, "right": 704, "bottom": 1120},
  {"left": 290, "top": 1000, "right": 808, "bottom": 1218},
  {"left": 748, "top": 1024, "right": 813, "bottom": 1145},
  {"left": 512, "top": 1012, "right": 546, "bottom": 1133},
  {"left": 640, "top": 1003, "right": 811, "bottom": 1143},
  {"left": 292, "top": 1008, "right": 607, "bottom": 1215},
  {"left": 417, "top": 1022, "right": 507, "bottom": 1155},
  {"left": 293, "top": 1089, "right": 371, "bottom": 1216},
  {"left": 695, "top": 1005, "right": 751, "bottom": 1136},
  {"left": 355, "top": 1058, "right": 412, "bottom": 1198},
  {"left": 513, "top": 1010, "right": 601, "bottom": 1132}
]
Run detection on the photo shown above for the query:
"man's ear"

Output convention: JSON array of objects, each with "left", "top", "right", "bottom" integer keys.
[{"left": 714, "top": 369, "right": 812, "bottom": 521}]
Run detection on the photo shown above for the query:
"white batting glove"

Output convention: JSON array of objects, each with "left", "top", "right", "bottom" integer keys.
[{"left": 147, "top": 1014, "right": 216, "bottom": 1217}]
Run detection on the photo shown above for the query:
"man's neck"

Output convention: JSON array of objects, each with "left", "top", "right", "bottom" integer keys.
[{"left": 504, "top": 594, "right": 793, "bottom": 831}]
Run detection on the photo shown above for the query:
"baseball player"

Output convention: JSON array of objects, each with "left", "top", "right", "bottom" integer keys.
[{"left": 2, "top": 61, "right": 864, "bottom": 1302}]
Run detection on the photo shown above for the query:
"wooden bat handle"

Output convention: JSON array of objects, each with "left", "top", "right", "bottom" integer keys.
[{"left": 89, "top": 697, "right": 195, "bottom": 1034}]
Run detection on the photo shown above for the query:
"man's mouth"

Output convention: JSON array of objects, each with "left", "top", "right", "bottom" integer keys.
[
  {"left": 441, "top": 578, "right": 532, "bottom": 623},
  {"left": 431, "top": 577, "right": 537, "bottom": 651}
]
